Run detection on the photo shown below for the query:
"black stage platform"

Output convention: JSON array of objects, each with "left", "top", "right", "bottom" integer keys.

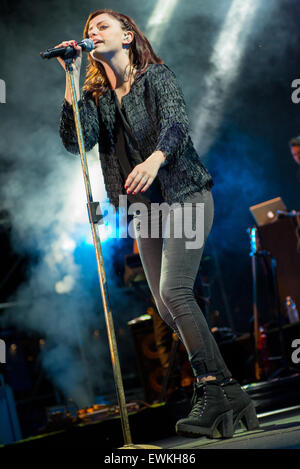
[
  {"left": 1, "top": 374, "right": 300, "bottom": 450},
  {"left": 150, "top": 405, "right": 300, "bottom": 449},
  {"left": 1, "top": 404, "right": 300, "bottom": 451}
]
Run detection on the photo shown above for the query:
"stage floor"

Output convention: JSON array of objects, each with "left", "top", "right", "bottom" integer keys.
[{"left": 149, "top": 405, "right": 300, "bottom": 449}]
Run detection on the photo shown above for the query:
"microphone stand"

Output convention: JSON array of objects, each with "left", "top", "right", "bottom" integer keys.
[
  {"left": 63, "top": 56, "right": 160, "bottom": 449},
  {"left": 248, "top": 228, "right": 261, "bottom": 381}
]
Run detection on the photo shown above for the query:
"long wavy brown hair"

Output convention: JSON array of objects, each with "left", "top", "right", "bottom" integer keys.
[{"left": 82, "top": 9, "right": 164, "bottom": 104}]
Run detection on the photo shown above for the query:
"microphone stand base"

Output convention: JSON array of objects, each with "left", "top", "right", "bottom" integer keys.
[{"left": 118, "top": 444, "right": 162, "bottom": 449}]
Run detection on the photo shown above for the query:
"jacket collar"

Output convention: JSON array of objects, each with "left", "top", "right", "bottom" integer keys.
[{"left": 97, "top": 64, "right": 154, "bottom": 148}]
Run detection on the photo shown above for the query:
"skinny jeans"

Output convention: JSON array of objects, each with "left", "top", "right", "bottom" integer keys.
[{"left": 132, "top": 189, "right": 232, "bottom": 381}]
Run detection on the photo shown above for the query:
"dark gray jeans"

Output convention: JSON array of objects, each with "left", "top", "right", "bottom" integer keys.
[{"left": 132, "top": 189, "right": 232, "bottom": 381}]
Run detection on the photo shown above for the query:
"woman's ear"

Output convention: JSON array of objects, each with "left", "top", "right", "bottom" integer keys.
[{"left": 123, "top": 31, "right": 134, "bottom": 45}]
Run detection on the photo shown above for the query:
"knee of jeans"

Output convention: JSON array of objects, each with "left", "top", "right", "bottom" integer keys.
[
  {"left": 151, "top": 293, "right": 173, "bottom": 324},
  {"left": 159, "top": 281, "right": 173, "bottom": 307},
  {"left": 160, "top": 281, "right": 193, "bottom": 310},
  {"left": 157, "top": 306, "right": 177, "bottom": 331},
  {"left": 151, "top": 290, "right": 164, "bottom": 312}
]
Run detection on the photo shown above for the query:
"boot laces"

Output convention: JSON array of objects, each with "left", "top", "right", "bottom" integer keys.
[{"left": 189, "top": 383, "right": 205, "bottom": 416}]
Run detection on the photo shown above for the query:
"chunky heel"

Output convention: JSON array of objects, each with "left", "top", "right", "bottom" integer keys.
[
  {"left": 219, "top": 409, "right": 234, "bottom": 438},
  {"left": 240, "top": 402, "right": 259, "bottom": 431},
  {"left": 212, "top": 409, "right": 234, "bottom": 439}
]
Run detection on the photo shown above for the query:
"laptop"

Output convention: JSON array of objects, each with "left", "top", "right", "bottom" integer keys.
[{"left": 249, "top": 197, "right": 288, "bottom": 226}]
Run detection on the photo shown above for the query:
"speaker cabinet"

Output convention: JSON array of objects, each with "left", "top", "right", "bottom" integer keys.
[
  {"left": 257, "top": 217, "right": 300, "bottom": 316},
  {"left": 128, "top": 316, "right": 193, "bottom": 403}
]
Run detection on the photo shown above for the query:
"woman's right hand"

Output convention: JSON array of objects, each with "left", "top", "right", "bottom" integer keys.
[{"left": 55, "top": 40, "right": 82, "bottom": 75}]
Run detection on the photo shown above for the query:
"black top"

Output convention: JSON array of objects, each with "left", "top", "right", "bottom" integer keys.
[{"left": 113, "top": 90, "right": 165, "bottom": 208}]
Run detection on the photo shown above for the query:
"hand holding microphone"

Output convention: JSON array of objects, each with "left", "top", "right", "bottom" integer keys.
[
  {"left": 40, "top": 38, "right": 94, "bottom": 104},
  {"left": 40, "top": 39, "right": 94, "bottom": 74}
]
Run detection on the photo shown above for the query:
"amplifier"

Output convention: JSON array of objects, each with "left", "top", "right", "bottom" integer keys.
[
  {"left": 257, "top": 217, "right": 300, "bottom": 316},
  {"left": 128, "top": 315, "right": 193, "bottom": 403}
]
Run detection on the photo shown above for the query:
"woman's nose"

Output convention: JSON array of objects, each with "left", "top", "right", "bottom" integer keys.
[{"left": 89, "top": 26, "right": 99, "bottom": 37}]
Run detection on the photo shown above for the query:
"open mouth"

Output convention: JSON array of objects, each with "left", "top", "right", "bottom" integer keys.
[{"left": 94, "top": 40, "right": 104, "bottom": 46}]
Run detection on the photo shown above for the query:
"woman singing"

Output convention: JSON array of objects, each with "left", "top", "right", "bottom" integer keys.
[{"left": 57, "top": 9, "right": 258, "bottom": 438}]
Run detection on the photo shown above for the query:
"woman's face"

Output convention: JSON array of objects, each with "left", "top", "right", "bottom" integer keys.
[{"left": 87, "top": 13, "right": 131, "bottom": 58}]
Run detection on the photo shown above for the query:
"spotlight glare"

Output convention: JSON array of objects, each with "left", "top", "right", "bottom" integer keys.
[
  {"left": 192, "top": 0, "right": 261, "bottom": 156},
  {"left": 146, "top": 0, "right": 179, "bottom": 45},
  {"left": 61, "top": 236, "right": 76, "bottom": 252}
]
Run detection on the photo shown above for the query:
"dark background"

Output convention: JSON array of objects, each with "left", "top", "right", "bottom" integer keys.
[{"left": 0, "top": 0, "right": 300, "bottom": 416}]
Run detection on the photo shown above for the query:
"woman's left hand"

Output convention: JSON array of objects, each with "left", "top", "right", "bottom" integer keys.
[{"left": 125, "top": 151, "right": 166, "bottom": 195}]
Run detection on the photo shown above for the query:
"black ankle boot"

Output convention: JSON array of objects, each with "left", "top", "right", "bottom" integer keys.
[
  {"left": 221, "top": 378, "right": 259, "bottom": 432},
  {"left": 175, "top": 380, "right": 234, "bottom": 439}
]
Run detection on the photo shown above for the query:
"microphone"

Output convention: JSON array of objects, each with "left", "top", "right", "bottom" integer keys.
[{"left": 40, "top": 39, "right": 94, "bottom": 60}]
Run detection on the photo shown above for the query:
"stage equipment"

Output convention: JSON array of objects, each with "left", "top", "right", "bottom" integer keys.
[
  {"left": 159, "top": 333, "right": 181, "bottom": 403},
  {"left": 248, "top": 203, "right": 300, "bottom": 381},
  {"left": 257, "top": 216, "right": 300, "bottom": 314},
  {"left": 128, "top": 315, "right": 194, "bottom": 403},
  {"left": 123, "top": 253, "right": 146, "bottom": 286},
  {"left": 0, "top": 375, "right": 22, "bottom": 444},
  {"left": 249, "top": 196, "right": 287, "bottom": 226},
  {"left": 44, "top": 401, "right": 142, "bottom": 429},
  {"left": 41, "top": 52, "right": 160, "bottom": 449},
  {"left": 248, "top": 227, "right": 283, "bottom": 380}
]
